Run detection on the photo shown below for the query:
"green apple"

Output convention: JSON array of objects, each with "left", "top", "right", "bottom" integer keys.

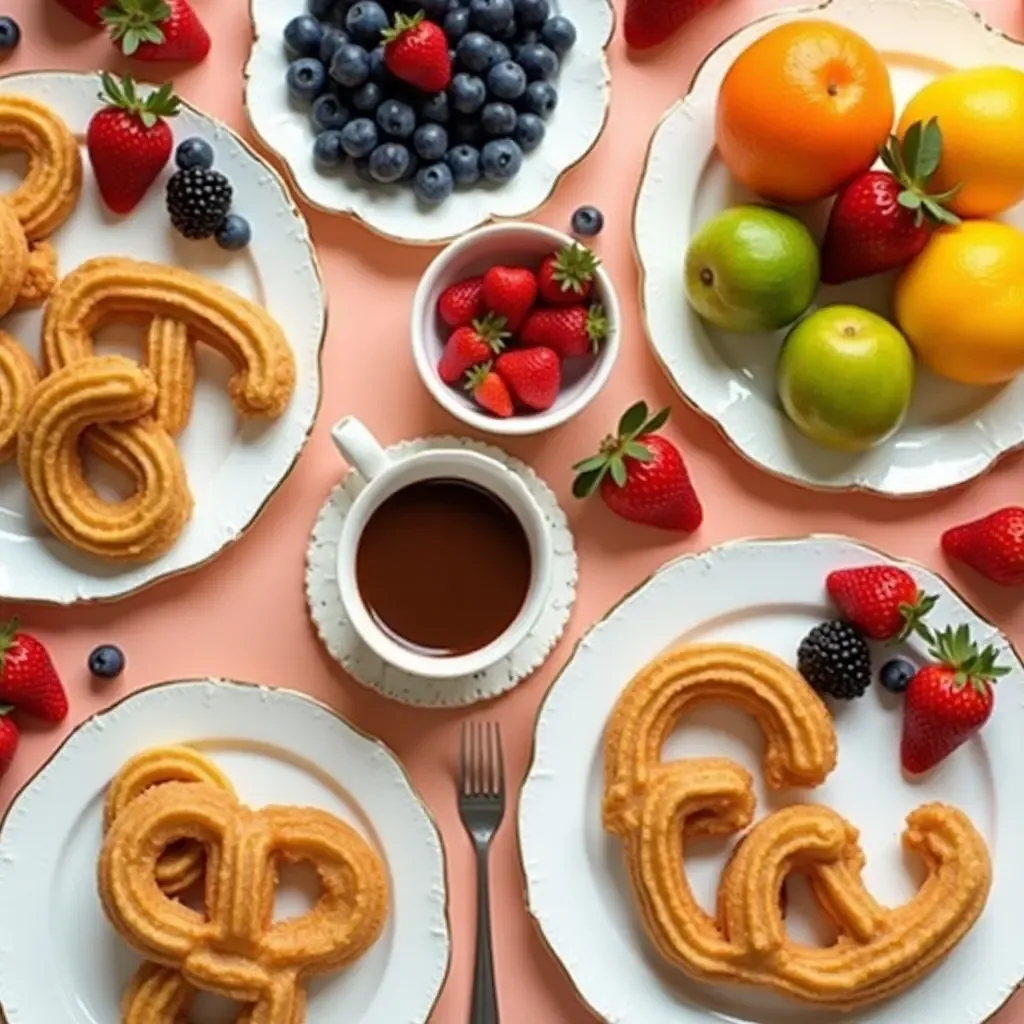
[
  {"left": 777, "top": 305, "right": 915, "bottom": 452},
  {"left": 684, "top": 205, "right": 820, "bottom": 333}
]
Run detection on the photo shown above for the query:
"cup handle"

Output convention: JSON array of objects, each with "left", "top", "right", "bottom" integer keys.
[{"left": 330, "top": 416, "right": 392, "bottom": 482}]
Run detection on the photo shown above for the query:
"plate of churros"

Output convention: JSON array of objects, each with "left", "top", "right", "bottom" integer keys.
[
  {"left": 0, "top": 71, "right": 325, "bottom": 605},
  {"left": 519, "top": 536, "right": 1024, "bottom": 1024},
  {"left": 0, "top": 678, "right": 450, "bottom": 1023}
]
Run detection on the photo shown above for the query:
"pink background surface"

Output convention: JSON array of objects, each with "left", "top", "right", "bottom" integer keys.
[{"left": 2, "top": 0, "right": 1024, "bottom": 1020}]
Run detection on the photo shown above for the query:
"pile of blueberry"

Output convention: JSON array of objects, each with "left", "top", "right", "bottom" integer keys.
[{"left": 283, "top": 0, "right": 576, "bottom": 205}]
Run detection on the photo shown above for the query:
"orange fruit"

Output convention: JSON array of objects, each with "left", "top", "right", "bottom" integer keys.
[{"left": 716, "top": 21, "right": 895, "bottom": 204}]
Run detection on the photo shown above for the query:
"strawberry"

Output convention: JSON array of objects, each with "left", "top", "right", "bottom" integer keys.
[
  {"left": 481, "top": 266, "right": 538, "bottom": 332},
  {"left": 572, "top": 402, "right": 703, "bottom": 532},
  {"left": 942, "top": 507, "right": 1024, "bottom": 587},
  {"left": 0, "top": 620, "right": 68, "bottom": 724},
  {"left": 900, "top": 624, "right": 1008, "bottom": 774},
  {"left": 56, "top": 0, "right": 106, "bottom": 26},
  {"left": 87, "top": 73, "right": 180, "bottom": 215},
  {"left": 537, "top": 243, "right": 599, "bottom": 306},
  {"left": 495, "top": 347, "right": 561, "bottom": 411},
  {"left": 101, "top": 0, "right": 211, "bottom": 62},
  {"left": 383, "top": 12, "right": 451, "bottom": 93},
  {"left": 465, "top": 363, "right": 513, "bottom": 418},
  {"left": 825, "top": 565, "right": 937, "bottom": 642},
  {"left": 0, "top": 709, "right": 18, "bottom": 779},
  {"left": 438, "top": 276, "right": 485, "bottom": 328},
  {"left": 520, "top": 303, "right": 607, "bottom": 359},
  {"left": 623, "top": 0, "right": 721, "bottom": 50},
  {"left": 437, "top": 314, "right": 507, "bottom": 383},
  {"left": 820, "top": 119, "right": 960, "bottom": 285}
]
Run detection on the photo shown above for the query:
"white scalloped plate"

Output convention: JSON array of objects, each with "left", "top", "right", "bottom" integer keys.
[
  {"left": 634, "top": 0, "right": 1024, "bottom": 497},
  {"left": 0, "top": 71, "right": 326, "bottom": 604},
  {"left": 0, "top": 679, "right": 450, "bottom": 1024},
  {"left": 244, "top": 0, "right": 613, "bottom": 245},
  {"left": 519, "top": 535, "right": 1024, "bottom": 1024}
]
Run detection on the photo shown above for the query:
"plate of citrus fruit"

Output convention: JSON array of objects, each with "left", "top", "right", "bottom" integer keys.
[{"left": 634, "top": 0, "right": 1024, "bottom": 497}]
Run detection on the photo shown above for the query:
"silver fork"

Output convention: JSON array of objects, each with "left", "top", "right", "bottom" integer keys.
[{"left": 458, "top": 720, "right": 506, "bottom": 1024}]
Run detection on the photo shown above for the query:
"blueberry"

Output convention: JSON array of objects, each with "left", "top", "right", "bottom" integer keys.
[
  {"left": 880, "top": 658, "right": 915, "bottom": 695},
  {"left": 345, "top": 0, "right": 389, "bottom": 46},
  {"left": 445, "top": 143, "right": 481, "bottom": 185},
  {"left": 457, "top": 31, "right": 494, "bottom": 72},
  {"left": 443, "top": 7, "right": 471, "bottom": 42},
  {"left": 325, "top": 1, "right": 353, "bottom": 27},
  {"left": 487, "top": 60, "right": 526, "bottom": 101},
  {"left": 89, "top": 644, "right": 125, "bottom": 680},
  {"left": 480, "top": 137, "right": 523, "bottom": 182},
  {"left": 339, "top": 117, "right": 379, "bottom": 157},
  {"left": 313, "top": 129, "right": 348, "bottom": 167},
  {"left": 513, "top": 0, "right": 549, "bottom": 29},
  {"left": 330, "top": 43, "right": 370, "bottom": 87},
  {"left": 0, "top": 16, "right": 19, "bottom": 52},
  {"left": 353, "top": 156, "right": 376, "bottom": 183},
  {"left": 308, "top": 0, "right": 336, "bottom": 16},
  {"left": 517, "top": 42, "right": 558, "bottom": 80},
  {"left": 175, "top": 137, "right": 214, "bottom": 171},
  {"left": 494, "top": 20, "right": 518, "bottom": 40},
  {"left": 420, "top": 0, "right": 451, "bottom": 18},
  {"left": 450, "top": 73, "right": 486, "bottom": 114},
  {"left": 351, "top": 81, "right": 383, "bottom": 112},
  {"left": 414, "top": 162, "right": 455, "bottom": 204},
  {"left": 520, "top": 79, "right": 557, "bottom": 118},
  {"left": 480, "top": 101, "right": 516, "bottom": 136},
  {"left": 376, "top": 98, "right": 416, "bottom": 138},
  {"left": 366, "top": 45, "right": 390, "bottom": 83},
  {"left": 469, "top": 0, "right": 514, "bottom": 33},
  {"left": 400, "top": 150, "right": 421, "bottom": 181},
  {"left": 419, "top": 91, "right": 451, "bottom": 123},
  {"left": 287, "top": 58, "right": 328, "bottom": 101},
  {"left": 312, "top": 92, "right": 352, "bottom": 130},
  {"left": 284, "top": 14, "right": 323, "bottom": 57},
  {"left": 540, "top": 14, "right": 575, "bottom": 57},
  {"left": 413, "top": 122, "right": 449, "bottom": 160},
  {"left": 368, "top": 142, "right": 411, "bottom": 183},
  {"left": 488, "top": 41, "right": 510, "bottom": 66},
  {"left": 319, "top": 26, "right": 350, "bottom": 65},
  {"left": 513, "top": 111, "right": 544, "bottom": 152},
  {"left": 216, "top": 213, "right": 253, "bottom": 251}
]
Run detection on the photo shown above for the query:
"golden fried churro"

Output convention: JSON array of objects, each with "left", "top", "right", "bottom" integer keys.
[
  {"left": 99, "top": 782, "right": 389, "bottom": 1024},
  {"left": 602, "top": 641, "right": 991, "bottom": 1011},
  {"left": 43, "top": 257, "right": 295, "bottom": 419},
  {"left": 146, "top": 317, "right": 196, "bottom": 437},
  {"left": 17, "top": 355, "right": 192, "bottom": 562},
  {"left": 0, "top": 330, "right": 38, "bottom": 462}
]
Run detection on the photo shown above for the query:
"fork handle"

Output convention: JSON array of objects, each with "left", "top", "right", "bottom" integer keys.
[{"left": 470, "top": 844, "right": 499, "bottom": 1024}]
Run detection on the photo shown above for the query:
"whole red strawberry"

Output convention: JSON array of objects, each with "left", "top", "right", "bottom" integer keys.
[
  {"left": 572, "top": 402, "right": 702, "bottom": 532},
  {"left": 383, "top": 12, "right": 451, "bottom": 93},
  {"left": 537, "top": 243, "right": 599, "bottom": 306},
  {"left": 825, "top": 565, "right": 937, "bottom": 642},
  {"left": 821, "top": 119, "right": 960, "bottom": 285},
  {"left": 942, "top": 507, "right": 1024, "bottom": 587},
  {"left": 0, "top": 709, "right": 19, "bottom": 779},
  {"left": 56, "top": 0, "right": 106, "bottom": 26},
  {"left": 0, "top": 620, "right": 68, "bottom": 724},
  {"left": 495, "top": 347, "right": 560, "bottom": 411},
  {"left": 520, "top": 303, "right": 607, "bottom": 359},
  {"left": 465, "top": 363, "right": 513, "bottom": 417},
  {"left": 438, "top": 276, "right": 484, "bottom": 328},
  {"left": 101, "top": 0, "right": 211, "bottom": 62},
  {"left": 901, "top": 624, "right": 1008, "bottom": 774},
  {"left": 481, "top": 266, "right": 537, "bottom": 332},
  {"left": 87, "top": 73, "right": 180, "bottom": 215},
  {"left": 624, "top": 0, "right": 721, "bottom": 50},
  {"left": 437, "top": 314, "right": 507, "bottom": 383}
]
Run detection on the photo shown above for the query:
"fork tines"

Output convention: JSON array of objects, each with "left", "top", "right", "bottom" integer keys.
[{"left": 460, "top": 720, "right": 505, "bottom": 798}]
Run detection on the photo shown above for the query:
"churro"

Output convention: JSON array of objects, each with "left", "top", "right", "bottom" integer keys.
[
  {"left": 17, "top": 355, "right": 192, "bottom": 562},
  {"left": 602, "top": 641, "right": 991, "bottom": 1011},
  {"left": 0, "top": 330, "right": 38, "bottom": 462},
  {"left": 146, "top": 317, "right": 196, "bottom": 437}
]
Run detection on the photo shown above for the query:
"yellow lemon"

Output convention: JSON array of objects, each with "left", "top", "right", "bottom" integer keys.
[
  {"left": 897, "top": 66, "right": 1024, "bottom": 218},
  {"left": 894, "top": 220, "right": 1024, "bottom": 385}
]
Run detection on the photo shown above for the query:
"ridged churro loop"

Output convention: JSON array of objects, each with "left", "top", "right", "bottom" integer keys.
[
  {"left": 43, "top": 257, "right": 295, "bottom": 420},
  {"left": 0, "top": 330, "right": 38, "bottom": 462},
  {"left": 602, "top": 642, "right": 992, "bottom": 1011},
  {"left": 99, "top": 782, "right": 389, "bottom": 1024},
  {"left": 147, "top": 317, "right": 196, "bottom": 437},
  {"left": 17, "top": 355, "right": 193, "bottom": 562}
]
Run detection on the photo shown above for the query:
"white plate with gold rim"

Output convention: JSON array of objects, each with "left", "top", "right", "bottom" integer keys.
[
  {"left": 519, "top": 535, "right": 1024, "bottom": 1024},
  {"left": 0, "top": 71, "right": 325, "bottom": 604},
  {"left": 634, "top": 0, "right": 1024, "bottom": 497},
  {"left": 0, "top": 678, "right": 450, "bottom": 1024}
]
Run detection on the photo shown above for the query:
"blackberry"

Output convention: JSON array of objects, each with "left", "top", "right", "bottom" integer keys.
[
  {"left": 797, "top": 620, "right": 872, "bottom": 700},
  {"left": 166, "top": 167, "right": 233, "bottom": 240}
]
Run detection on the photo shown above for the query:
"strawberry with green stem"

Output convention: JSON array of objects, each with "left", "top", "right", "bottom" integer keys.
[
  {"left": 537, "top": 243, "right": 600, "bottom": 305},
  {"left": 101, "top": 0, "right": 211, "bottom": 62},
  {"left": 0, "top": 620, "right": 67, "bottom": 724}
]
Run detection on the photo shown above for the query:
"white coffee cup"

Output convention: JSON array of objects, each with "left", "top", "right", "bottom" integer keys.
[{"left": 331, "top": 417, "right": 554, "bottom": 679}]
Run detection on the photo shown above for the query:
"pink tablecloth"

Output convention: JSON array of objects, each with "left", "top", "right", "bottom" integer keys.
[{"left": 3, "top": 0, "right": 1024, "bottom": 1019}]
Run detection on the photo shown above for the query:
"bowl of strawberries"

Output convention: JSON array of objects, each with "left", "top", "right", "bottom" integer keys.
[{"left": 411, "top": 221, "right": 620, "bottom": 434}]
